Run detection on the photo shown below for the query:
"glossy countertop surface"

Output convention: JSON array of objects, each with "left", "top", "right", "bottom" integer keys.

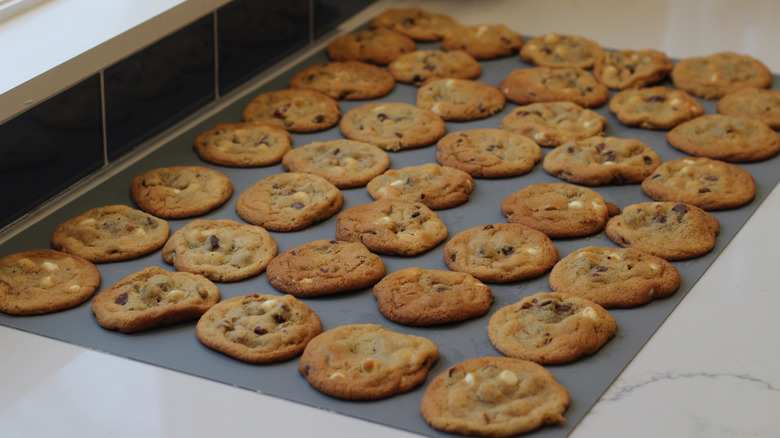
[{"left": 2, "top": 1, "right": 780, "bottom": 437}]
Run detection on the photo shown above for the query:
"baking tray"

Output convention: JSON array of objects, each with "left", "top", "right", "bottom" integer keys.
[{"left": 2, "top": 35, "right": 779, "bottom": 437}]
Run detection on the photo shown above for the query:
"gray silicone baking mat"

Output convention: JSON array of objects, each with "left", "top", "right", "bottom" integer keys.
[{"left": 2, "top": 36, "right": 779, "bottom": 437}]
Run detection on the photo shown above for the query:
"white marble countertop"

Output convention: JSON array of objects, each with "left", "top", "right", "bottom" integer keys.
[{"left": 2, "top": 1, "right": 780, "bottom": 437}]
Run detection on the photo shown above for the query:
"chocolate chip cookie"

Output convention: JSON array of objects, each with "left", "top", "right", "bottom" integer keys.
[
  {"left": 298, "top": 323, "right": 439, "bottom": 400},
  {"left": 242, "top": 88, "right": 341, "bottom": 132},
  {"left": 499, "top": 101, "right": 606, "bottom": 147},
  {"left": 441, "top": 23, "right": 523, "bottom": 60},
  {"left": 130, "top": 166, "right": 233, "bottom": 219},
  {"left": 542, "top": 136, "right": 661, "bottom": 185},
  {"left": 388, "top": 50, "right": 482, "bottom": 86},
  {"left": 373, "top": 267, "right": 494, "bottom": 326},
  {"left": 281, "top": 139, "right": 390, "bottom": 189},
  {"left": 335, "top": 199, "right": 448, "bottom": 256},
  {"left": 608, "top": 86, "right": 704, "bottom": 130},
  {"left": 0, "top": 249, "right": 101, "bottom": 315},
  {"left": 196, "top": 293, "right": 322, "bottom": 364},
  {"left": 666, "top": 114, "right": 780, "bottom": 162},
  {"left": 366, "top": 162, "right": 474, "bottom": 210},
  {"left": 548, "top": 246, "right": 681, "bottom": 308},
  {"left": 444, "top": 223, "right": 559, "bottom": 283},
  {"left": 488, "top": 291, "right": 617, "bottom": 364},
  {"left": 235, "top": 172, "right": 343, "bottom": 232},
  {"left": 415, "top": 78, "right": 506, "bottom": 121},
  {"left": 91, "top": 266, "right": 220, "bottom": 333},
  {"left": 520, "top": 33, "right": 604, "bottom": 69},
  {"left": 593, "top": 49, "right": 673, "bottom": 89},
  {"left": 671, "top": 51, "right": 772, "bottom": 99},
  {"left": 499, "top": 66, "right": 609, "bottom": 108},
  {"left": 339, "top": 102, "right": 447, "bottom": 152},
  {"left": 369, "top": 7, "right": 460, "bottom": 42},
  {"left": 193, "top": 122, "right": 292, "bottom": 167},
  {"left": 288, "top": 61, "right": 396, "bottom": 100},
  {"left": 717, "top": 87, "right": 780, "bottom": 129},
  {"left": 266, "top": 239, "right": 386, "bottom": 297},
  {"left": 605, "top": 201, "right": 720, "bottom": 260},
  {"left": 435, "top": 129, "right": 542, "bottom": 178},
  {"left": 325, "top": 28, "right": 416, "bottom": 65}
]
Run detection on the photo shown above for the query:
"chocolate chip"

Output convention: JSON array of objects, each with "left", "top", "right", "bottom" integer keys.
[
  {"left": 312, "top": 115, "right": 325, "bottom": 123},
  {"left": 699, "top": 188, "right": 712, "bottom": 193},
  {"left": 595, "top": 143, "right": 606, "bottom": 152},
  {"left": 521, "top": 302, "right": 533, "bottom": 309},
  {"left": 704, "top": 175, "right": 720, "bottom": 181},
  {"left": 482, "top": 224, "right": 494, "bottom": 230},
  {"left": 646, "top": 95, "right": 665, "bottom": 103},
  {"left": 411, "top": 211, "right": 420, "bottom": 218},
  {"left": 272, "top": 184, "right": 282, "bottom": 190},
  {"left": 274, "top": 314, "right": 287, "bottom": 324},
  {"left": 254, "top": 326, "right": 268, "bottom": 335},
  {"left": 412, "top": 74, "right": 423, "bottom": 82},
  {"left": 115, "top": 293, "right": 129, "bottom": 305},
  {"left": 539, "top": 300, "right": 552, "bottom": 307},
  {"left": 671, "top": 204, "right": 688, "bottom": 216},
  {"left": 377, "top": 113, "right": 388, "bottom": 122},
  {"left": 434, "top": 287, "right": 447, "bottom": 293},
  {"left": 208, "top": 234, "right": 220, "bottom": 250},
  {"left": 643, "top": 155, "right": 653, "bottom": 164},
  {"left": 291, "top": 202, "right": 305, "bottom": 210},
  {"left": 499, "top": 246, "right": 515, "bottom": 256},
  {"left": 651, "top": 173, "right": 661, "bottom": 179},
  {"left": 395, "top": 132, "right": 404, "bottom": 138},
  {"left": 516, "top": 111, "right": 531, "bottom": 117},
  {"left": 555, "top": 303, "right": 572, "bottom": 313},
  {"left": 654, "top": 214, "right": 667, "bottom": 223}
]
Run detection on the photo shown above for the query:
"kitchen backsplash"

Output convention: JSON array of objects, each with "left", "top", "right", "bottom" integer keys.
[{"left": 0, "top": 0, "right": 375, "bottom": 230}]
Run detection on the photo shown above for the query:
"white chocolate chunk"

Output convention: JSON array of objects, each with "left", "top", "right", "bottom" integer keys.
[
  {"left": 41, "top": 262, "right": 59, "bottom": 272},
  {"left": 69, "top": 285, "right": 82, "bottom": 293},
  {"left": 374, "top": 216, "right": 394, "bottom": 226},
  {"left": 40, "top": 276, "right": 55, "bottom": 289},
  {"left": 499, "top": 370, "right": 518, "bottom": 385},
  {"left": 329, "top": 371, "right": 347, "bottom": 380},
  {"left": 259, "top": 299, "right": 279, "bottom": 312},
  {"left": 464, "top": 372, "right": 476, "bottom": 386},
  {"left": 581, "top": 306, "right": 599, "bottom": 320},
  {"left": 567, "top": 200, "right": 583, "bottom": 209},
  {"left": 166, "top": 289, "right": 185, "bottom": 301}
]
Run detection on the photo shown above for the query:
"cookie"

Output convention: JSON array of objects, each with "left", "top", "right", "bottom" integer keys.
[
  {"left": 605, "top": 201, "right": 720, "bottom": 261},
  {"left": 415, "top": 78, "right": 505, "bottom": 121},
  {"left": 548, "top": 246, "right": 681, "bottom": 308},
  {"left": 443, "top": 223, "right": 558, "bottom": 283},
  {"left": 501, "top": 182, "right": 610, "bottom": 238},
  {"left": 281, "top": 139, "right": 390, "bottom": 189},
  {"left": 366, "top": 162, "right": 474, "bottom": 210},
  {"left": 130, "top": 166, "right": 233, "bottom": 219},
  {"left": 51, "top": 204, "right": 170, "bottom": 263},
  {"left": 91, "top": 266, "right": 220, "bottom": 333},
  {"left": 335, "top": 199, "right": 448, "bottom": 256},
  {"left": 193, "top": 122, "right": 292, "bottom": 167},
  {"left": 266, "top": 239, "right": 386, "bottom": 297},
  {"left": 339, "top": 102, "right": 447, "bottom": 152},
  {"left": 0, "top": 249, "right": 101, "bottom": 315},
  {"left": 520, "top": 33, "right": 604, "bottom": 69},
  {"left": 666, "top": 114, "right": 780, "bottom": 162},
  {"left": 608, "top": 86, "right": 704, "bottom": 130},
  {"left": 717, "top": 87, "right": 780, "bottom": 129},
  {"left": 420, "top": 356, "right": 569, "bottom": 437},
  {"left": 161, "top": 219, "right": 277, "bottom": 282},
  {"left": 543, "top": 136, "right": 661, "bottom": 185},
  {"left": 373, "top": 267, "right": 494, "bottom": 326},
  {"left": 440, "top": 23, "right": 523, "bottom": 60},
  {"left": 195, "top": 293, "right": 321, "bottom": 364},
  {"left": 298, "top": 323, "right": 439, "bottom": 400},
  {"left": 235, "top": 172, "right": 343, "bottom": 232},
  {"left": 593, "top": 49, "right": 673, "bottom": 89},
  {"left": 499, "top": 67, "right": 609, "bottom": 108},
  {"left": 488, "top": 291, "right": 617, "bottom": 364},
  {"left": 369, "top": 7, "right": 460, "bottom": 42},
  {"left": 670, "top": 51, "right": 772, "bottom": 99},
  {"left": 325, "top": 28, "right": 416, "bottom": 65},
  {"left": 387, "top": 50, "right": 482, "bottom": 86},
  {"left": 288, "top": 61, "right": 395, "bottom": 100},
  {"left": 435, "top": 129, "right": 542, "bottom": 178},
  {"left": 241, "top": 88, "right": 341, "bottom": 133},
  {"left": 641, "top": 157, "right": 756, "bottom": 210},
  {"left": 499, "top": 101, "right": 606, "bottom": 147}
]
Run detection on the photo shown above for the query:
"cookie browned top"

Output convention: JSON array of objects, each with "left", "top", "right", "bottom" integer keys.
[
  {"left": 415, "top": 78, "right": 506, "bottom": 121},
  {"left": 520, "top": 33, "right": 604, "bottom": 69},
  {"left": 499, "top": 101, "right": 606, "bottom": 147},
  {"left": 605, "top": 201, "right": 720, "bottom": 261},
  {"left": 608, "top": 86, "right": 704, "bottom": 130},
  {"left": 339, "top": 102, "right": 447, "bottom": 152},
  {"left": 161, "top": 219, "right": 277, "bottom": 282},
  {"left": 366, "top": 162, "right": 474, "bottom": 209},
  {"left": 671, "top": 51, "right": 772, "bottom": 99},
  {"left": 593, "top": 49, "right": 673, "bottom": 89},
  {"left": 130, "top": 166, "right": 233, "bottom": 219},
  {"left": 195, "top": 293, "right": 322, "bottom": 364},
  {"left": 543, "top": 136, "right": 661, "bottom": 185},
  {"left": 335, "top": 199, "right": 448, "bottom": 256},
  {"left": 91, "top": 266, "right": 220, "bottom": 333},
  {"left": 441, "top": 23, "right": 523, "bottom": 60},
  {"left": 548, "top": 246, "right": 681, "bottom": 308},
  {"left": 488, "top": 291, "right": 617, "bottom": 364},
  {"left": 435, "top": 129, "right": 542, "bottom": 178},
  {"left": 641, "top": 157, "right": 756, "bottom": 210},
  {"left": 373, "top": 267, "right": 493, "bottom": 326},
  {"left": 667, "top": 114, "right": 780, "bottom": 162},
  {"left": 718, "top": 87, "right": 780, "bottom": 129},
  {"left": 388, "top": 50, "right": 482, "bottom": 86},
  {"left": 288, "top": 61, "right": 396, "bottom": 100},
  {"left": 51, "top": 204, "right": 170, "bottom": 263},
  {"left": 501, "top": 183, "right": 610, "bottom": 238},
  {"left": 420, "top": 356, "right": 570, "bottom": 437},
  {"left": 0, "top": 249, "right": 101, "bottom": 315},
  {"left": 266, "top": 239, "right": 386, "bottom": 297},
  {"left": 193, "top": 122, "right": 292, "bottom": 167},
  {"left": 369, "top": 7, "right": 460, "bottom": 42},
  {"left": 242, "top": 88, "right": 341, "bottom": 132},
  {"left": 281, "top": 139, "right": 390, "bottom": 188},
  {"left": 499, "top": 67, "right": 609, "bottom": 108},
  {"left": 298, "top": 323, "right": 439, "bottom": 400},
  {"left": 444, "top": 223, "right": 559, "bottom": 283},
  {"left": 325, "top": 28, "right": 416, "bottom": 65},
  {"left": 235, "top": 172, "right": 343, "bottom": 232}
]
